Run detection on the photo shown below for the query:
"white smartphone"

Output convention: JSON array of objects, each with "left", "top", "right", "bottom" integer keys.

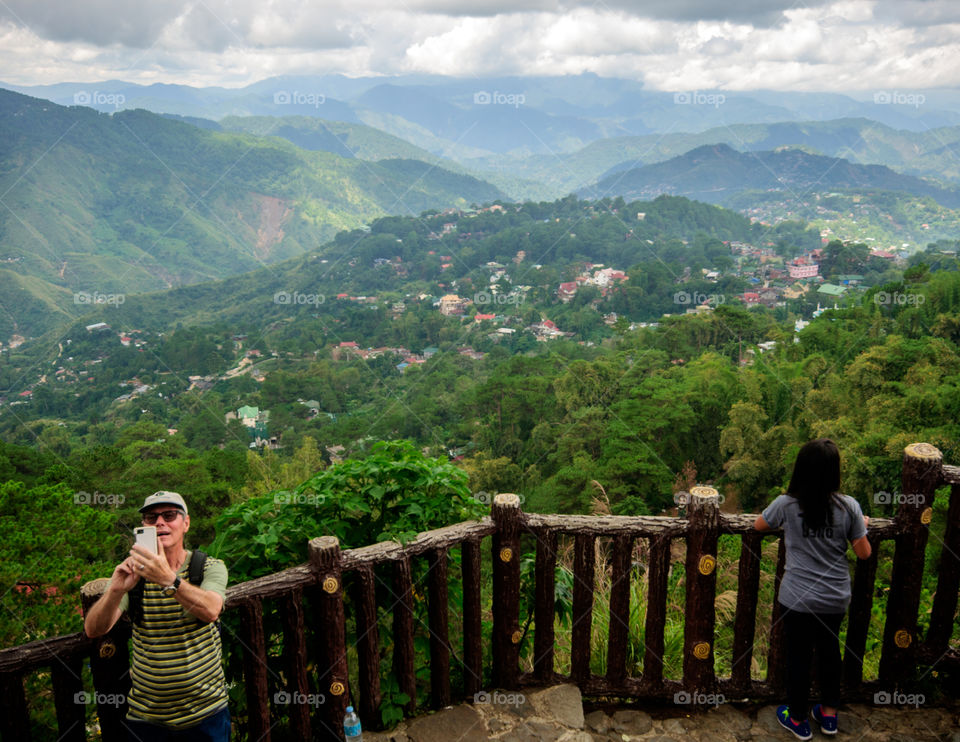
[{"left": 134, "top": 526, "right": 158, "bottom": 554}]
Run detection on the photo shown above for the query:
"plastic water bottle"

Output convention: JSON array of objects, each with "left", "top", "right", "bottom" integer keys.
[{"left": 343, "top": 705, "right": 362, "bottom": 741}]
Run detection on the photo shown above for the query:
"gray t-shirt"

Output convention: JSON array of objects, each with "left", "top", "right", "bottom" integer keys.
[{"left": 761, "top": 493, "right": 867, "bottom": 614}]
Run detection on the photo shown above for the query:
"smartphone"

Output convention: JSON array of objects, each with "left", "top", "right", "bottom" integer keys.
[{"left": 134, "top": 526, "right": 158, "bottom": 554}]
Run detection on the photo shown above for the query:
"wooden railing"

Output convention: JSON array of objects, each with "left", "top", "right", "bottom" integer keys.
[{"left": 1, "top": 442, "right": 958, "bottom": 741}]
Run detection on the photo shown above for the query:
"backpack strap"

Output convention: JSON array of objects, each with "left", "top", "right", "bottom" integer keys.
[{"left": 188, "top": 550, "right": 208, "bottom": 586}]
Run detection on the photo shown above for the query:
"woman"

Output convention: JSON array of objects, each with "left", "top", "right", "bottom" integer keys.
[{"left": 754, "top": 438, "right": 871, "bottom": 740}]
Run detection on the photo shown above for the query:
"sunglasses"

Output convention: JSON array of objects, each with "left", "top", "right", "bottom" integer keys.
[{"left": 142, "top": 510, "right": 183, "bottom": 525}]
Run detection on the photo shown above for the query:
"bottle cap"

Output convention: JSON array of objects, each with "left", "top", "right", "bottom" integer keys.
[{"left": 346, "top": 706, "right": 354, "bottom": 712}]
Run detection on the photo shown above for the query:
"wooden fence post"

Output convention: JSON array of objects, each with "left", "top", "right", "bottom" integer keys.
[
  {"left": 570, "top": 534, "right": 596, "bottom": 684},
  {"left": 351, "top": 568, "right": 381, "bottom": 730},
  {"left": 310, "top": 536, "right": 350, "bottom": 741},
  {"left": 461, "top": 538, "right": 484, "bottom": 699},
  {"left": 238, "top": 598, "right": 271, "bottom": 742},
  {"left": 392, "top": 557, "right": 417, "bottom": 715},
  {"left": 279, "top": 589, "right": 312, "bottom": 740},
  {"left": 923, "top": 481, "right": 960, "bottom": 656},
  {"left": 533, "top": 528, "right": 558, "bottom": 684},
  {"left": 427, "top": 548, "right": 452, "bottom": 708},
  {"left": 682, "top": 486, "right": 720, "bottom": 704},
  {"left": 730, "top": 531, "right": 763, "bottom": 696},
  {"left": 492, "top": 494, "right": 523, "bottom": 689},
  {"left": 80, "top": 579, "right": 131, "bottom": 742},
  {"left": 0, "top": 671, "right": 31, "bottom": 742},
  {"left": 879, "top": 443, "right": 942, "bottom": 686}
]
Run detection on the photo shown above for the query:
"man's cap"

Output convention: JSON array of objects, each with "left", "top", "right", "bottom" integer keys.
[{"left": 139, "top": 491, "right": 188, "bottom": 515}]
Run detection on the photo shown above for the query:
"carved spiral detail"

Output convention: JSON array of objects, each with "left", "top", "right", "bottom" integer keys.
[
  {"left": 330, "top": 682, "right": 346, "bottom": 696},
  {"left": 693, "top": 642, "right": 711, "bottom": 659},
  {"left": 698, "top": 555, "right": 717, "bottom": 575},
  {"left": 322, "top": 576, "right": 339, "bottom": 594},
  {"left": 99, "top": 640, "right": 116, "bottom": 659},
  {"left": 500, "top": 548, "right": 513, "bottom": 563},
  {"left": 894, "top": 629, "right": 912, "bottom": 648},
  {"left": 920, "top": 508, "right": 933, "bottom": 525}
]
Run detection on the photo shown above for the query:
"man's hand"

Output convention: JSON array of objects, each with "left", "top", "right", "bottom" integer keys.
[{"left": 130, "top": 539, "right": 177, "bottom": 587}]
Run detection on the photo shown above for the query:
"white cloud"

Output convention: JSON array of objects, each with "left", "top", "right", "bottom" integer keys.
[{"left": 0, "top": 0, "right": 959, "bottom": 92}]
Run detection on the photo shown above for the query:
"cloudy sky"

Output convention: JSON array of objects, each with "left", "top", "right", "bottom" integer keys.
[{"left": 1, "top": 0, "right": 959, "bottom": 91}]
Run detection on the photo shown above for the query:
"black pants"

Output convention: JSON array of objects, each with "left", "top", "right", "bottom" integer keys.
[{"left": 782, "top": 607, "right": 844, "bottom": 718}]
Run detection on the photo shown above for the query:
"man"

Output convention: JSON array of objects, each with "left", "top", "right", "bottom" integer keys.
[{"left": 84, "top": 491, "right": 230, "bottom": 741}]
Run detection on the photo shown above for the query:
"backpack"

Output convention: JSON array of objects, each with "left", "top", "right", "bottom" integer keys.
[{"left": 128, "top": 550, "right": 208, "bottom": 625}]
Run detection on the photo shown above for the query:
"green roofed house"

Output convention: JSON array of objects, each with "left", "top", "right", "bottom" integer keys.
[
  {"left": 817, "top": 283, "right": 847, "bottom": 297},
  {"left": 237, "top": 406, "right": 259, "bottom": 426}
]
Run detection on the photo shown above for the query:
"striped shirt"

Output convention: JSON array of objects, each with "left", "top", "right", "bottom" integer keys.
[{"left": 114, "top": 552, "right": 229, "bottom": 727}]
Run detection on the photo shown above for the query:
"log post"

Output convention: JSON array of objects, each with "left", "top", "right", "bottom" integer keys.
[
  {"left": 279, "top": 589, "right": 312, "bottom": 740},
  {"left": 309, "top": 536, "right": 351, "bottom": 741},
  {"left": 924, "top": 482, "right": 960, "bottom": 655},
  {"left": 51, "top": 656, "right": 86, "bottom": 742},
  {"left": 730, "top": 531, "right": 763, "bottom": 695},
  {"left": 238, "top": 599, "right": 271, "bottom": 742},
  {"left": 682, "top": 486, "right": 720, "bottom": 702},
  {"left": 392, "top": 556, "right": 417, "bottom": 715},
  {"left": 640, "top": 534, "right": 670, "bottom": 693},
  {"left": 461, "top": 539, "right": 483, "bottom": 699},
  {"left": 606, "top": 534, "right": 633, "bottom": 686},
  {"left": 0, "top": 671, "right": 31, "bottom": 741},
  {"left": 351, "top": 567, "right": 381, "bottom": 729},
  {"left": 533, "top": 528, "right": 558, "bottom": 684},
  {"left": 80, "top": 578, "right": 131, "bottom": 742},
  {"left": 426, "top": 548, "right": 451, "bottom": 708},
  {"left": 570, "top": 534, "right": 596, "bottom": 683},
  {"left": 491, "top": 494, "right": 523, "bottom": 689},
  {"left": 766, "top": 537, "right": 787, "bottom": 693},
  {"left": 842, "top": 533, "right": 880, "bottom": 690},
  {"left": 879, "top": 443, "right": 942, "bottom": 685}
]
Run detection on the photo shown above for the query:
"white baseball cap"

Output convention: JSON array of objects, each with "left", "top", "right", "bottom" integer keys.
[{"left": 139, "top": 491, "right": 188, "bottom": 515}]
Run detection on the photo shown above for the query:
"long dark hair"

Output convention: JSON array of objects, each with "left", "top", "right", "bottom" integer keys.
[{"left": 787, "top": 438, "right": 844, "bottom": 530}]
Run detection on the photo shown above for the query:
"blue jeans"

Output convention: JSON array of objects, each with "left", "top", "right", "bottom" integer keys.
[{"left": 124, "top": 706, "right": 230, "bottom": 742}]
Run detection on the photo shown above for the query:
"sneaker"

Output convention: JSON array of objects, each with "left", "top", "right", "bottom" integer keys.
[
  {"left": 812, "top": 704, "right": 838, "bottom": 735},
  {"left": 776, "top": 705, "right": 812, "bottom": 741}
]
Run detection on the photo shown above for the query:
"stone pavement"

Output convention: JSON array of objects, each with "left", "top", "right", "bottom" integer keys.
[{"left": 364, "top": 685, "right": 960, "bottom": 742}]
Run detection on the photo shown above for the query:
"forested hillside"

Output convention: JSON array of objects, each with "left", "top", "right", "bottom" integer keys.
[{"left": 0, "top": 89, "right": 503, "bottom": 339}]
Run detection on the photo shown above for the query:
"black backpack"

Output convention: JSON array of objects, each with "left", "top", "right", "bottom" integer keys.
[{"left": 128, "top": 550, "right": 208, "bottom": 625}]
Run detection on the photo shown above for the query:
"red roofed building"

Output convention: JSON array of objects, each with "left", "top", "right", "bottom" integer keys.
[
  {"left": 474, "top": 313, "right": 496, "bottom": 322},
  {"left": 742, "top": 292, "right": 761, "bottom": 305},
  {"left": 558, "top": 282, "right": 578, "bottom": 302}
]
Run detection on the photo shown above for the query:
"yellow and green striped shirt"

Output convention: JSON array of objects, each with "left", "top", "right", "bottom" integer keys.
[{"left": 115, "top": 552, "right": 229, "bottom": 727}]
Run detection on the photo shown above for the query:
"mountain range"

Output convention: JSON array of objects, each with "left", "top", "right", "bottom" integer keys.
[
  {"left": 580, "top": 143, "right": 960, "bottom": 208},
  {"left": 0, "top": 89, "right": 501, "bottom": 340}
]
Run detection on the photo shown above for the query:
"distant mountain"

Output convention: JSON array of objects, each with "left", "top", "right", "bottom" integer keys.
[
  {"left": 218, "top": 115, "right": 463, "bottom": 167},
  {"left": 473, "top": 119, "right": 960, "bottom": 200},
  {"left": 580, "top": 144, "right": 960, "bottom": 208},
  {"left": 6, "top": 74, "right": 960, "bottom": 164},
  {"left": 0, "top": 89, "right": 502, "bottom": 340}
]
